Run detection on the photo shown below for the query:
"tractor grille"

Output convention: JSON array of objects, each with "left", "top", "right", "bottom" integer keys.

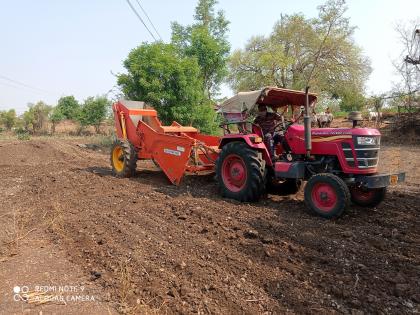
[
  {"left": 353, "top": 136, "right": 380, "bottom": 169},
  {"left": 342, "top": 136, "right": 380, "bottom": 169}
]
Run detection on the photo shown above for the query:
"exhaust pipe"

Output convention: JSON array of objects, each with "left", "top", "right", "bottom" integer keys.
[{"left": 304, "top": 86, "right": 311, "bottom": 157}]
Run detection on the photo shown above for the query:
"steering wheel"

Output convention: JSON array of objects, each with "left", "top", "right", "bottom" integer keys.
[{"left": 273, "top": 118, "right": 293, "bottom": 133}]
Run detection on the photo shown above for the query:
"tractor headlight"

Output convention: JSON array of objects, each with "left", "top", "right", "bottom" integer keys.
[{"left": 357, "top": 136, "right": 380, "bottom": 146}]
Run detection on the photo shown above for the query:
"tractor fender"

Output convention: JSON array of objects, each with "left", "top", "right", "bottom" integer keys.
[{"left": 219, "top": 135, "right": 273, "bottom": 166}]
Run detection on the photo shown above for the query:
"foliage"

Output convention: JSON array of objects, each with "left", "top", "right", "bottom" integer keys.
[
  {"left": 49, "top": 106, "right": 65, "bottom": 134},
  {"left": 50, "top": 106, "right": 65, "bottom": 124},
  {"left": 56, "top": 96, "right": 80, "bottom": 120},
  {"left": 0, "top": 109, "right": 17, "bottom": 130},
  {"left": 77, "top": 96, "right": 110, "bottom": 133},
  {"left": 117, "top": 42, "right": 218, "bottom": 134},
  {"left": 228, "top": 0, "right": 371, "bottom": 101},
  {"left": 14, "top": 127, "right": 30, "bottom": 140},
  {"left": 22, "top": 101, "right": 52, "bottom": 133},
  {"left": 338, "top": 87, "right": 366, "bottom": 112},
  {"left": 171, "top": 0, "right": 230, "bottom": 98}
]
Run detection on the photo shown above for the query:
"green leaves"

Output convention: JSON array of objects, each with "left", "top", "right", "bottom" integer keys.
[
  {"left": 77, "top": 96, "right": 110, "bottom": 133},
  {"left": 228, "top": 0, "right": 371, "bottom": 109},
  {"left": 171, "top": 0, "right": 230, "bottom": 98},
  {"left": 117, "top": 0, "right": 228, "bottom": 134},
  {"left": 56, "top": 96, "right": 80, "bottom": 120},
  {"left": 0, "top": 109, "right": 17, "bottom": 130},
  {"left": 22, "top": 101, "right": 52, "bottom": 133},
  {"left": 117, "top": 42, "right": 217, "bottom": 134}
]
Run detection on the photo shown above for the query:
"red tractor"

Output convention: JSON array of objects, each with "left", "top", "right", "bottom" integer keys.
[{"left": 111, "top": 87, "right": 405, "bottom": 218}]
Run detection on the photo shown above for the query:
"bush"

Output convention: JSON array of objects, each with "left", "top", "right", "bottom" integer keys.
[
  {"left": 77, "top": 96, "right": 110, "bottom": 134},
  {"left": 14, "top": 128, "right": 30, "bottom": 140}
]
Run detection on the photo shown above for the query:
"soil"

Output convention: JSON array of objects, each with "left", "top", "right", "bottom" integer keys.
[{"left": 0, "top": 137, "right": 419, "bottom": 314}]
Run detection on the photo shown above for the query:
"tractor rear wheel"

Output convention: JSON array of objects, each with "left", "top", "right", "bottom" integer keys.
[
  {"left": 110, "top": 139, "right": 137, "bottom": 178},
  {"left": 350, "top": 186, "right": 386, "bottom": 207},
  {"left": 216, "top": 142, "right": 265, "bottom": 202},
  {"left": 304, "top": 173, "right": 350, "bottom": 219}
]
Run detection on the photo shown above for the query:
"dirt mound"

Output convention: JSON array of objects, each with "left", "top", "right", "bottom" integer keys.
[{"left": 0, "top": 138, "right": 419, "bottom": 314}]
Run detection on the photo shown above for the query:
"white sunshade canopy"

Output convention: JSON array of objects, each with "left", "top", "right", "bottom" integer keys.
[{"left": 217, "top": 87, "right": 317, "bottom": 114}]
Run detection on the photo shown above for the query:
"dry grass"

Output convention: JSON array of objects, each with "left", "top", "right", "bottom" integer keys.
[{"left": 116, "top": 258, "right": 164, "bottom": 315}]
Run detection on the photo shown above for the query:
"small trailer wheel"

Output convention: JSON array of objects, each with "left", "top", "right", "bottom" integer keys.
[
  {"left": 350, "top": 186, "right": 386, "bottom": 207},
  {"left": 304, "top": 173, "right": 350, "bottom": 219},
  {"left": 110, "top": 139, "right": 137, "bottom": 178}
]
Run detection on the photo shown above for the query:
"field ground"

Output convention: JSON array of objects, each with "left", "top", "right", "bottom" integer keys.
[{"left": 0, "top": 136, "right": 419, "bottom": 314}]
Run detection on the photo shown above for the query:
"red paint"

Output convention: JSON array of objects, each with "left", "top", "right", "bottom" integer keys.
[
  {"left": 221, "top": 154, "right": 247, "bottom": 192},
  {"left": 285, "top": 125, "right": 380, "bottom": 175},
  {"left": 275, "top": 162, "right": 291, "bottom": 173},
  {"left": 311, "top": 182, "right": 338, "bottom": 213},
  {"left": 219, "top": 134, "right": 272, "bottom": 166}
]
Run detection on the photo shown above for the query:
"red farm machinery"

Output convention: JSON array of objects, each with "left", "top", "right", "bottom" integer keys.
[{"left": 111, "top": 87, "right": 405, "bottom": 218}]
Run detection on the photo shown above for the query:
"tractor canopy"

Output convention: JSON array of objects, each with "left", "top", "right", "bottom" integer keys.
[{"left": 217, "top": 87, "right": 317, "bottom": 119}]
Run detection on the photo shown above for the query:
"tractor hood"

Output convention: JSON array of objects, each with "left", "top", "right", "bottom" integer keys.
[
  {"left": 288, "top": 125, "right": 381, "bottom": 137},
  {"left": 217, "top": 87, "right": 317, "bottom": 114}
]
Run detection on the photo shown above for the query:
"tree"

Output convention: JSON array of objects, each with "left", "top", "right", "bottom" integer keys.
[
  {"left": 171, "top": 0, "right": 230, "bottom": 98},
  {"left": 338, "top": 87, "right": 366, "bottom": 112},
  {"left": 0, "top": 109, "right": 17, "bottom": 130},
  {"left": 228, "top": 0, "right": 371, "bottom": 100},
  {"left": 77, "top": 96, "right": 110, "bottom": 134},
  {"left": 392, "top": 20, "right": 420, "bottom": 112},
  {"left": 22, "top": 101, "right": 51, "bottom": 133},
  {"left": 56, "top": 96, "right": 80, "bottom": 120},
  {"left": 49, "top": 107, "right": 65, "bottom": 134},
  {"left": 117, "top": 42, "right": 218, "bottom": 134}
]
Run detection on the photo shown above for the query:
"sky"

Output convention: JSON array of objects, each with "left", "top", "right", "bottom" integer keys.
[{"left": 0, "top": 0, "right": 419, "bottom": 113}]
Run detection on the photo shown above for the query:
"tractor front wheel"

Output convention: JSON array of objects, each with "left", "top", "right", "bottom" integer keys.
[
  {"left": 304, "top": 173, "right": 350, "bottom": 219},
  {"left": 216, "top": 142, "right": 265, "bottom": 202},
  {"left": 350, "top": 186, "right": 386, "bottom": 207},
  {"left": 110, "top": 139, "right": 137, "bottom": 178}
]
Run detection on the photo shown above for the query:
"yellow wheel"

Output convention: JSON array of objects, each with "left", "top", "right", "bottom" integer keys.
[{"left": 110, "top": 140, "right": 137, "bottom": 177}]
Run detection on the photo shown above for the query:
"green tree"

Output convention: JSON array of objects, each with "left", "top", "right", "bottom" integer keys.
[
  {"left": 49, "top": 106, "right": 65, "bottom": 134},
  {"left": 77, "top": 96, "right": 110, "bottom": 134},
  {"left": 0, "top": 109, "right": 17, "bottom": 130},
  {"left": 228, "top": 0, "right": 370, "bottom": 100},
  {"left": 117, "top": 42, "right": 217, "bottom": 134},
  {"left": 56, "top": 96, "right": 80, "bottom": 120},
  {"left": 22, "top": 101, "right": 52, "bottom": 133},
  {"left": 171, "top": 0, "right": 230, "bottom": 98},
  {"left": 338, "top": 88, "right": 366, "bottom": 112}
]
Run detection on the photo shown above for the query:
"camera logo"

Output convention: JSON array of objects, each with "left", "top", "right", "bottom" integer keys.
[{"left": 13, "top": 285, "right": 29, "bottom": 301}]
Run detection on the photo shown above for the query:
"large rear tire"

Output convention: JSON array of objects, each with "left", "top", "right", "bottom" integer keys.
[
  {"left": 304, "top": 173, "right": 350, "bottom": 219},
  {"left": 216, "top": 141, "right": 265, "bottom": 202},
  {"left": 110, "top": 139, "right": 137, "bottom": 178},
  {"left": 350, "top": 186, "right": 386, "bottom": 207}
]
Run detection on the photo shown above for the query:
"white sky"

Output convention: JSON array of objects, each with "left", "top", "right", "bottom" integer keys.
[{"left": 0, "top": 0, "right": 419, "bottom": 113}]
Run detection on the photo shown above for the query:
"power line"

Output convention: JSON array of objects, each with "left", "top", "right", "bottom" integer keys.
[
  {"left": 0, "top": 74, "right": 53, "bottom": 94},
  {"left": 134, "top": 0, "right": 162, "bottom": 41},
  {"left": 125, "top": 0, "right": 157, "bottom": 41}
]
